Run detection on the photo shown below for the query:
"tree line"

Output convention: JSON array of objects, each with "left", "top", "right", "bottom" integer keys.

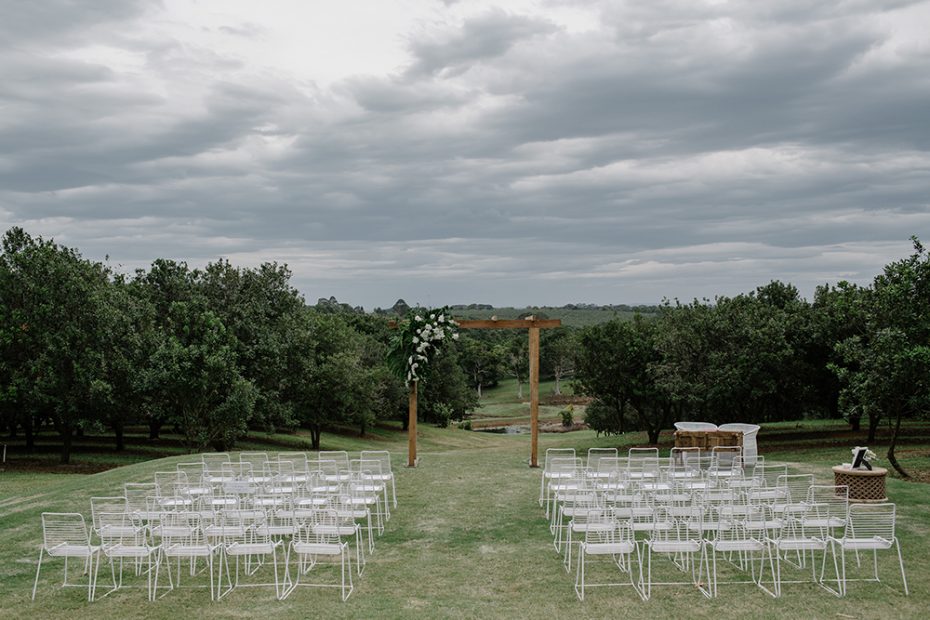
[{"left": 572, "top": 239, "right": 930, "bottom": 477}]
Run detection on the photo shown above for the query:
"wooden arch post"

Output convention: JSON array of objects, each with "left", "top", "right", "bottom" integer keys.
[{"left": 395, "top": 316, "right": 561, "bottom": 468}]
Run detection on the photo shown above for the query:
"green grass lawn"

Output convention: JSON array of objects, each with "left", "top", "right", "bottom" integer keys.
[
  {"left": 1, "top": 421, "right": 928, "bottom": 619},
  {"left": 468, "top": 377, "right": 582, "bottom": 428}
]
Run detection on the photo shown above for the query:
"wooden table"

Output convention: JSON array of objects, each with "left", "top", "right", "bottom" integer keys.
[{"left": 832, "top": 466, "right": 888, "bottom": 503}]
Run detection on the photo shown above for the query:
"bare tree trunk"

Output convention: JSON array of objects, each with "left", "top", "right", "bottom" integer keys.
[
  {"left": 477, "top": 383, "right": 482, "bottom": 399},
  {"left": 114, "top": 422, "right": 125, "bottom": 451},
  {"left": 867, "top": 414, "right": 880, "bottom": 442},
  {"left": 60, "top": 426, "right": 72, "bottom": 465},
  {"left": 310, "top": 425, "right": 322, "bottom": 450},
  {"left": 517, "top": 381, "right": 523, "bottom": 400},
  {"left": 886, "top": 408, "right": 909, "bottom": 478},
  {"left": 554, "top": 372, "right": 562, "bottom": 396}
]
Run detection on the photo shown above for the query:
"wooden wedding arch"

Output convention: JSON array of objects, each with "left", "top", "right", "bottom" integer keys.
[{"left": 397, "top": 316, "right": 561, "bottom": 469}]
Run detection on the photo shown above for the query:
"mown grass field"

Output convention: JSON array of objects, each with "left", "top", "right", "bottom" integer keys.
[{"left": 2, "top": 413, "right": 929, "bottom": 619}]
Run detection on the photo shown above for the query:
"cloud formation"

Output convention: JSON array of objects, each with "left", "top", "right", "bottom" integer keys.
[{"left": 1, "top": 0, "right": 928, "bottom": 307}]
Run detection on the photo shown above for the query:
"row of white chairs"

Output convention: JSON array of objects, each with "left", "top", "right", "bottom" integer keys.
[
  {"left": 32, "top": 450, "right": 398, "bottom": 603},
  {"left": 540, "top": 448, "right": 908, "bottom": 601}
]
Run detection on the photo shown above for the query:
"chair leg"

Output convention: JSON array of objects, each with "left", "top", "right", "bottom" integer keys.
[
  {"left": 31, "top": 548, "right": 44, "bottom": 601},
  {"left": 895, "top": 539, "right": 909, "bottom": 595}
]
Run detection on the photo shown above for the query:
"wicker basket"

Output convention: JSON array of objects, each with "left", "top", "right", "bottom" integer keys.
[
  {"left": 832, "top": 466, "right": 888, "bottom": 503},
  {"left": 674, "top": 430, "right": 743, "bottom": 450}
]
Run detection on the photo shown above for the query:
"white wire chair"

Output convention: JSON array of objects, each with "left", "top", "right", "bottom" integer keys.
[
  {"left": 574, "top": 512, "right": 644, "bottom": 601},
  {"left": 32, "top": 512, "right": 101, "bottom": 602},
  {"left": 761, "top": 504, "right": 837, "bottom": 598},
  {"left": 545, "top": 457, "right": 584, "bottom": 521},
  {"left": 283, "top": 509, "right": 354, "bottom": 601},
  {"left": 642, "top": 506, "right": 704, "bottom": 599},
  {"left": 212, "top": 509, "right": 286, "bottom": 600},
  {"left": 152, "top": 511, "right": 221, "bottom": 600},
  {"left": 277, "top": 452, "right": 310, "bottom": 484},
  {"left": 202, "top": 452, "right": 232, "bottom": 483},
  {"left": 539, "top": 448, "right": 576, "bottom": 507},
  {"left": 826, "top": 502, "right": 908, "bottom": 596},
  {"left": 360, "top": 450, "right": 397, "bottom": 510},
  {"left": 697, "top": 505, "right": 767, "bottom": 597},
  {"left": 96, "top": 511, "right": 159, "bottom": 601}
]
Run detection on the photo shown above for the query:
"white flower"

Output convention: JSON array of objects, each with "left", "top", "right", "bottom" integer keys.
[
  {"left": 452, "top": 333, "right": 459, "bottom": 340},
  {"left": 438, "top": 314, "right": 445, "bottom": 322},
  {"left": 415, "top": 315, "right": 422, "bottom": 322},
  {"left": 430, "top": 314, "right": 435, "bottom": 320},
  {"left": 408, "top": 356, "right": 414, "bottom": 364},
  {"left": 412, "top": 336, "right": 419, "bottom": 343}
]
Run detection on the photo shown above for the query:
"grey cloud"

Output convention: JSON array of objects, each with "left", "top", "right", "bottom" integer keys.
[
  {"left": 406, "top": 9, "right": 558, "bottom": 77},
  {"left": 2, "top": 0, "right": 929, "bottom": 307}
]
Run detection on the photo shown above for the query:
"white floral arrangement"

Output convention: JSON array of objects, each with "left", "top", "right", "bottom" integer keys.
[
  {"left": 852, "top": 446, "right": 878, "bottom": 466},
  {"left": 389, "top": 307, "right": 459, "bottom": 386}
]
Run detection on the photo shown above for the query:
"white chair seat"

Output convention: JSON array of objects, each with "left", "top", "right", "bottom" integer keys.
[
  {"left": 164, "top": 544, "right": 213, "bottom": 557},
  {"left": 227, "top": 542, "right": 279, "bottom": 556},
  {"left": 584, "top": 541, "right": 635, "bottom": 555},
  {"left": 833, "top": 536, "right": 893, "bottom": 550},
  {"left": 710, "top": 539, "right": 764, "bottom": 553},
  {"left": 104, "top": 544, "right": 155, "bottom": 558},
  {"left": 47, "top": 543, "right": 98, "bottom": 558},
  {"left": 650, "top": 540, "right": 701, "bottom": 553},
  {"left": 293, "top": 542, "right": 343, "bottom": 556},
  {"left": 774, "top": 537, "right": 826, "bottom": 552}
]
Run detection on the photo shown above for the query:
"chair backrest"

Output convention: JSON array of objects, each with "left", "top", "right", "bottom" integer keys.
[
  {"left": 319, "top": 451, "right": 350, "bottom": 468},
  {"left": 360, "top": 450, "right": 392, "bottom": 474},
  {"left": 544, "top": 448, "right": 576, "bottom": 470},
  {"left": 777, "top": 473, "right": 814, "bottom": 503},
  {"left": 155, "top": 471, "right": 190, "bottom": 498},
  {"left": 549, "top": 457, "right": 583, "bottom": 476},
  {"left": 177, "top": 462, "right": 207, "bottom": 486},
  {"left": 629, "top": 447, "right": 659, "bottom": 460},
  {"left": 154, "top": 511, "right": 206, "bottom": 546},
  {"left": 240, "top": 451, "right": 270, "bottom": 471},
  {"left": 90, "top": 496, "right": 127, "bottom": 530},
  {"left": 202, "top": 452, "right": 232, "bottom": 478},
  {"left": 41, "top": 513, "right": 90, "bottom": 549},
  {"left": 124, "top": 483, "right": 157, "bottom": 513},
  {"left": 96, "top": 512, "right": 144, "bottom": 546},
  {"left": 807, "top": 484, "right": 849, "bottom": 520},
  {"left": 597, "top": 457, "right": 628, "bottom": 476},
  {"left": 670, "top": 447, "right": 702, "bottom": 469},
  {"left": 755, "top": 462, "right": 788, "bottom": 488},
  {"left": 586, "top": 447, "right": 618, "bottom": 471},
  {"left": 278, "top": 452, "right": 309, "bottom": 472},
  {"left": 845, "top": 502, "right": 897, "bottom": 541}
]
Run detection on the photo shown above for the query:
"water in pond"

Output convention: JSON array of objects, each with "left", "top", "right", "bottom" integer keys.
[{"left": 477, "top": 425, "right": 529, "bottom": 434}]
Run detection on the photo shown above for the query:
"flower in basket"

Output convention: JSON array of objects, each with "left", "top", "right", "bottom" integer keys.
[{"left": 388, "top": 307, "right": 459, "bottom": 386}]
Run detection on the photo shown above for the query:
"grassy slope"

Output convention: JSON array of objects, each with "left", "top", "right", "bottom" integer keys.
[{"left": 2, "top": 421, "right": 928, "bottom": 619}]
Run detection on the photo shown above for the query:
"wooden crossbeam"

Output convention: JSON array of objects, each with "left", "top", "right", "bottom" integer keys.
[{"left": 391, "top": 315, "right": 561, "bottom": 468}]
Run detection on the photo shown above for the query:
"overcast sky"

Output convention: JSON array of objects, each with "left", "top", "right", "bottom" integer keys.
[{"left": 2, "top": 0, "right": 929, "bottom": 308}]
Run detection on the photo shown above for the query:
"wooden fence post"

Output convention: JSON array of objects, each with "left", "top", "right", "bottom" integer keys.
[
  {"left": 529, "top": 326, "right": 540, "bottom": 468},
  {"left": 408, "top": 381, "right": 418, "bottom": 467}
]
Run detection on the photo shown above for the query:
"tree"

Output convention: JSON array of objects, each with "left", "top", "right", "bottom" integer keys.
[
  {"left": 834, "top": 238, "right": 930, "bottom": 476},
  {"left": 286, "top": 312, "right": 374, "bottom": 449},
  {"left": 134, "top": 259, "right": 198, "bottom": 440},
  {"left": 0, "top": 228, "right": 112, "bottom": 463},
  {"left": 418, "top": 343, "right": 478, "bottom": 426},
  {"left": 458, "top": 336, "right": 504, "bottom": 398},
  {"left": 506, "top": 335, "right": 529, "bottom": 399},
  {"left": 92, "top": 275, "right": 155, "bottom": 451},
  {"left": 149, "top": 300, "right": 256, "bottom": 452},
  {"left": 199, "top": 260, "right": 305, "bottom": 433},
  {"left": 541, "top": 328, "right": 577, "bottom": 395},
  {"left": 574, "top": 319, "right": 633, "bottom": 435}
]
